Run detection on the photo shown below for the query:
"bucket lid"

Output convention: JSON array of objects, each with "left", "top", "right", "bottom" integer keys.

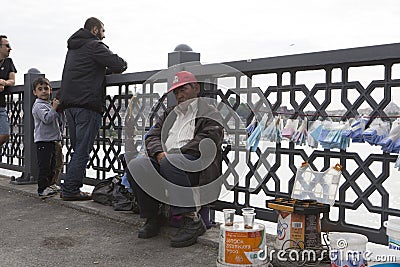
[
  {"left": 329, "top": 232, "right": 368, "bottom": 246},
  {"left": 384, "top": 218, "right": 400, "bottom": 232}
]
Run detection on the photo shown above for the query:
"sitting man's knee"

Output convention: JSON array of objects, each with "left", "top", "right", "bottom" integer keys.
[{"left": 128, "top": 155, "right": 149, "bottom": 168}]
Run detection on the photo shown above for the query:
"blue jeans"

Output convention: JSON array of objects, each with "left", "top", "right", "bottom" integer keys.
[
  {"left": 0, "top": 107, "right": 10, "bottom": 135},
  {"left": 62, "top": 108, "right": 102, "bottom": 196}
]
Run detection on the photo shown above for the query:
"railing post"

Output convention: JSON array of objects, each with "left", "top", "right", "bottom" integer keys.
[
  {"left": 10, "top": 71, "right": 43, "bottom": 184},
  {"left": 167, "top": 44, "right": 200, "bottom": 107}
]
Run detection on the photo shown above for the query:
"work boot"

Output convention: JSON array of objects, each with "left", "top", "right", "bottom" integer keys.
[
  {"left": 138, "top": 215, "right": 161, "bottom": 239},
  {"left": 170, "top": 214, "right": 206, "bottom": 248}
]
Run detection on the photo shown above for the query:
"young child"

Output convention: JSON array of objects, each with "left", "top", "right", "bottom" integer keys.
[{"left": 32, "top": 77, "right": 63, "bottom": 198}]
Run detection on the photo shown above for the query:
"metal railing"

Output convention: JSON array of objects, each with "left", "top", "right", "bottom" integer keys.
[{"left": 2, "top": 43, "right": 400, "bottom": 245}]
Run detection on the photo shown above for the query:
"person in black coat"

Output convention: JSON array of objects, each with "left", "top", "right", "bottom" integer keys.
[{"left": 59, "top": 17, "right": 127, "bottom": 201}]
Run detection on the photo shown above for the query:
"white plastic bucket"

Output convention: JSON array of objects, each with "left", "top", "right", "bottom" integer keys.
[
  {"left": 329, "top": 232, "right": 368, "bottom": 267},
  {"left": 217, "top": 223, "right": 269, "bottom": 266},
  {"left": 384, "top": 219, "right": 400, "bottom": 250}
]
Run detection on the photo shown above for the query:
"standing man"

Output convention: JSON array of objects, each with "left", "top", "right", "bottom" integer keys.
[
  {"left": 0, "top": 35, "right": 16, "bottom": 147},
  {"left": 60, "top": 17, "right": 127, "bottom": 201}
]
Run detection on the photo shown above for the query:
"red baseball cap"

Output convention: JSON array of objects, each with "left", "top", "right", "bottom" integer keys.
[{"left": 167, "top": 71, "right": 198, "bottom": 93}]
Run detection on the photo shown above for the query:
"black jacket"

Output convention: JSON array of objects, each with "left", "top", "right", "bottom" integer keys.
[
  {"left": 60, "top": 28, "right": 127, "bottom": 114},
  {"left": 145, "top": 98, "right": 224, "bottom": 186}
]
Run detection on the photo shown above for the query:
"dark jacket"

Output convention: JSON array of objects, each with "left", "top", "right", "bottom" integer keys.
[
  {"left": 60, "top": 28, "right": 127, "bottom": 114},
  {"left": 145, "top": 98, "right": 224, "bottom": 186}
]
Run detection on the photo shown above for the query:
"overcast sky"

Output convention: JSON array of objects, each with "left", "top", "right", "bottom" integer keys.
[{"left": 3, "top": 0, "right": 400, "bottom": 85}]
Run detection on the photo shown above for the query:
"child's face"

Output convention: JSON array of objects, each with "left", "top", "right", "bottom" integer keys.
[{"left": 33, "top": 83, "right": 52, "bottom": 101}]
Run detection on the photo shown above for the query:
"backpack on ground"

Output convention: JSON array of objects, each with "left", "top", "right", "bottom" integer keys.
[{"left": 92, "top": 175, "right": 139, "bottom": 213}]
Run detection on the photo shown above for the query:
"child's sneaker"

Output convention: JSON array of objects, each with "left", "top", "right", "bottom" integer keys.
[
  {"left": 38, "top": 187, "right": 57, "bottom": 199},
  {"left": 50, "top": 184, "right": 61, "bottom": 192}
]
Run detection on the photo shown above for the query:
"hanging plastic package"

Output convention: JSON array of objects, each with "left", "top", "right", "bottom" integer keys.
[
  {"left": 324, "top": 121, "right": 352, "bottom": 150},
  {"left": 362, "top": 118, "right": 390, "bottom": 145},
  {"left": 261, "top": 118, "right": 275, "bottom": 142},
  {"left": 308, "top": 120, "right": 322, "bottom": 148},
  {"left": 262, "top": 115, "right": 282, "bottom": 143},
  {"left": 377, "top": 119, "right": 400, "bottom": 153},
  {"left": 246, "top": 114, "right": 268, "bottom": 151},
  {"left": 341, "top": 118, "right": 354, "bottom": 145},
  {"left": 282, "top": 118, "right": 299, "bottom": 140},
  {"left": 316, "top": 120, "right": 350, "bottom": 150},
  {"left": 350, "top": 116, "right": 369, "bottom": 143},
  {"left": 396, "top": 154, "right": 400, "bottom": 170},
  {"left": 394, "top": 139, "right": 400, "bottom": 154},
  {"left": 317, "top": 120, "right": 334, "bottom": 148},
  {"left": 339, "top": 121, "right": 352, "bottom": 150},
  {"left": 275, "top": 116, "right": 283, "bottom": 143},
  {"left": 291, "top": 117, "right": 308, "bottom": 146},
  {"left": 246, "top": 117, "right": 257, "bottom": 135}
]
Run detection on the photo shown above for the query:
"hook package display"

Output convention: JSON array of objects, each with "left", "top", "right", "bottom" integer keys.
[
  {"left": 266, "top": 198, "right": 330, "bottom": 250},
  {"left": 291, "top": 162, "right": 342, "bottom": 206},
  {"left": 266, "top": 162, "right": 340, "bottom": 251}
]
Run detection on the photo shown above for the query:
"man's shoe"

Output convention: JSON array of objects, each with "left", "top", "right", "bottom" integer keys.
[
  {"left": 138, "top": 216, "right": 161, "bottom": 239},
  {"left": 62, "top": 191, "right": 92, "bottom": 201},
  {"left": 170, "top": 215, "right": 206, "bottom": 248}
]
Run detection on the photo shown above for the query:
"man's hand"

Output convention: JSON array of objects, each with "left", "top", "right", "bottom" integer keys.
[
  {"left": 156, "top": 152, "right": 167, "bottom": 164},
  {"left": 0, "top": 79, "right": 6, "bottom": 92}
]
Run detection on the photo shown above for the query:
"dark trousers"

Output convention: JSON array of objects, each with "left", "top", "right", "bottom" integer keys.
[
  {"left": 127, "top": 154, "right": 199, "bottom": 219},
  {"left": 36, "top": 141, "right": 56, "bottom": 193}
]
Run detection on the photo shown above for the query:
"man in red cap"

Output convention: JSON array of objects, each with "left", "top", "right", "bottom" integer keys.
[{"left": 127, "top": 71, "right": 224, "bottom": 248}]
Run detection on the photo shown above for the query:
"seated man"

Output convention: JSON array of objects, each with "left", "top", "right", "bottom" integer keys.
[{"left": 127, "top": 71, "right": 223, "bottom": 248}]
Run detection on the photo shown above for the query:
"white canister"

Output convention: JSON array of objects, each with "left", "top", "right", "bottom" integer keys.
[
  {"left": 384, "top": 219, "right": 400, "bottom": 250},
  {"left": 329, "top": 232, "right": 368, "bottom": 267}
]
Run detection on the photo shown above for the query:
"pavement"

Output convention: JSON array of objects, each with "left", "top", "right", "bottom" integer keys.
[{"left": 0, "top": 174, "right": 330, "bottom": 267}]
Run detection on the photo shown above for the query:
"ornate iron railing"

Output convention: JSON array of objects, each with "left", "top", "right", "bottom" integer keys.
[{"left": 2, "top": 43, "right": 400, "bottom": 244}]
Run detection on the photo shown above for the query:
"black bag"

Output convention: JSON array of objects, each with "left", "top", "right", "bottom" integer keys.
[
  {"left": 112, "top": 177, "right": 138, "bottom": 212},
  {"left": 92, "top": 177, "right": 114, "bottom": 206},
  {"left": 92, "top": 175, "right": 139, "bottom": 213}
]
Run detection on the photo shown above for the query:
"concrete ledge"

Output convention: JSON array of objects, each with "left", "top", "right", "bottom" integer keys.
[
  {"left": 0, "top": 174, "right": 277, "bottom": 250},
  {"left": 0, "top": 175, "right": 225, "bottom": 247}
]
